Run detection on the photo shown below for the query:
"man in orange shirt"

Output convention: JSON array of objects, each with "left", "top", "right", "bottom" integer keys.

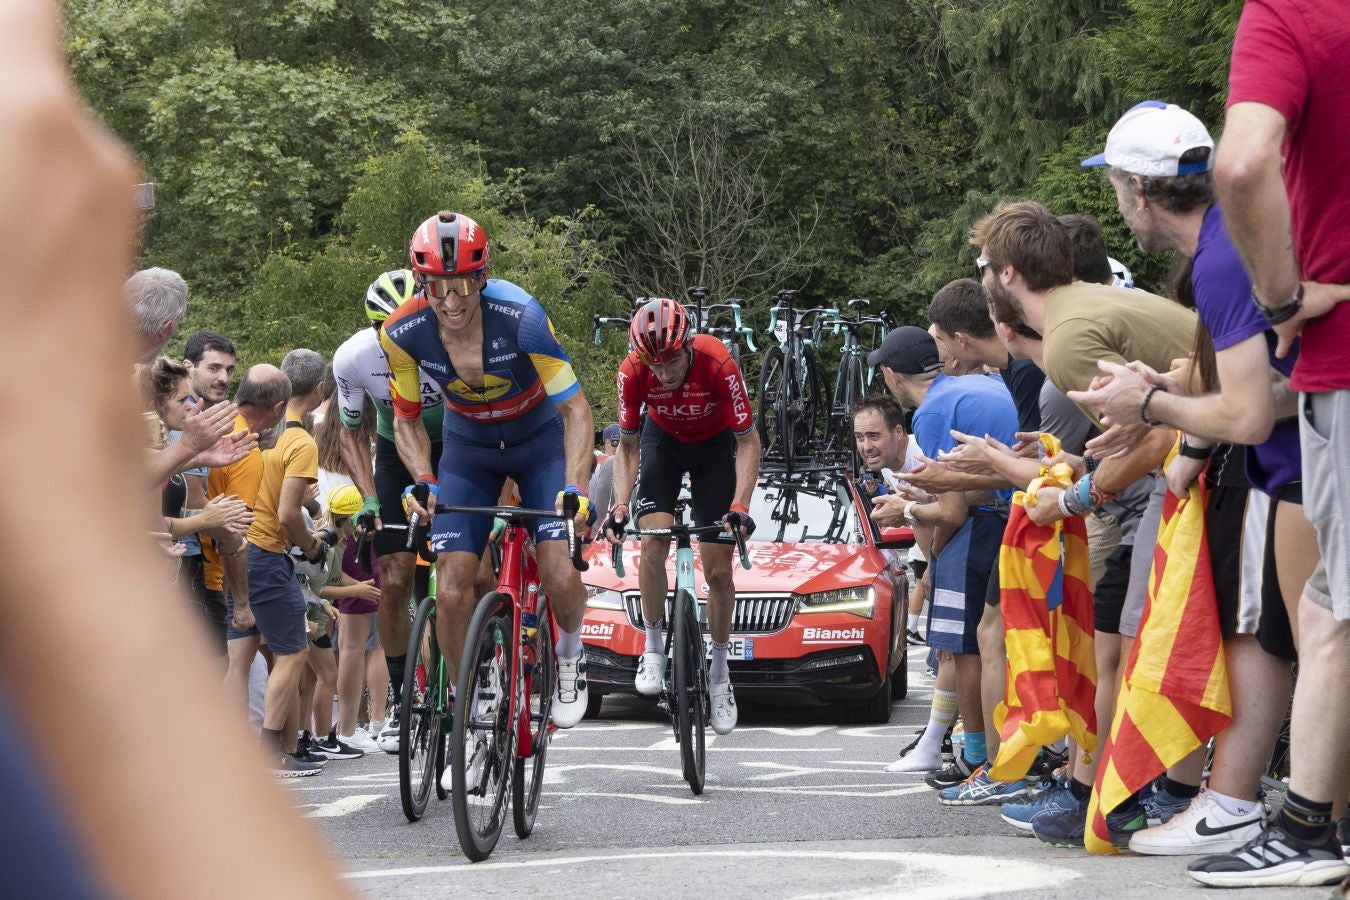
[
  {"left": 212, "top": 366, "right": 289, "bottom": 703},
  {"left": 246, "top": 350, "right": 331, "bottom": 777}
]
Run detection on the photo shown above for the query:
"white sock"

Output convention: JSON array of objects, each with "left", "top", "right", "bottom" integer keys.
[
  {"left": 555, "top": 626, "right": 582, "bottom": 659},
  {"left": 709, "top": 641, "right": 731, "bottom": 683},
  {"left": 643, "top": 617, "right": 664, "bottom": 654},
  {"left": 1207, "top": 787, "right": 1258, "bottom": 817},
  {"left": 907, "top": 613, "right": 920, "bottom": 631}
]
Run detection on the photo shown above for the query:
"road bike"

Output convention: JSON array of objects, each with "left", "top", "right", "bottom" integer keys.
[
  {"left": 443, "top": 497, "right": 587, "bottom": 861},
  {"left": 758, "top": 289, "right": 835, "bottom": 473},
  {"left": 685, "top": 286, "right": 758, "bottom": 363},
  {"left": 821, "top": 298, "right": 889, "bottom": 463},
  {"left": 611, "top": 500, "right": 750, "bottom": 794}
]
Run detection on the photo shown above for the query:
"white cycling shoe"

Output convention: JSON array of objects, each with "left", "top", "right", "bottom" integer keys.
[
  {"left": 634, "top": 650, "right": 666, "bottom": 696},
  {"left": 550, "top": 654, "right": 588, "bottom": 729},
  {"left": 709, "top": 679, "right": 737, "bottom": 735}
]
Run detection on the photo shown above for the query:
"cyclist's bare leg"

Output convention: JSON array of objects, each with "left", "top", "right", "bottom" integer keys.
[
  {"left": 336, "top": 612, "right": 372, "bottom": 736},
  {"left": 434, "top": 550, "right": 482, "bottom": 680},
  {"left": 262, "top": 648, "right": 310, "bottom": 753},
  {"left": 1208, "top": 634, "right": 1292, "bottom": 801},
  {"left": 699, "top": 541, "right": 735, "bottom": 644},
  {"left": 224, "top": 635, "right": 260, "bottom": 711},
  {"left": 535, "top": 538, "right": 588, "bottom": 634},
  {"left": 475, "top": 546, "right": 497, "bottom": 599},
  {"left": 375, "top": 550, "right": 416, "bottom": 657},
  {"left": 638, "top": 512, "right": 676, "bottom": 625}
]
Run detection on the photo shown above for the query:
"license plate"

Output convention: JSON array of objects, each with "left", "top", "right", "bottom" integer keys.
[{"left": 703, "top": 636, "right": 754, "bottom": 661}]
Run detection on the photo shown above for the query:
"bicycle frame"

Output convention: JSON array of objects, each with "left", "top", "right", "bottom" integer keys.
[{"left": 495, "top": 520, "right": 557, "bottom": 759}]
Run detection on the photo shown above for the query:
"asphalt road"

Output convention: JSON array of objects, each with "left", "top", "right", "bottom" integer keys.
[{"left": 291, "top": 652, "right": 1314, "bottom": 899}]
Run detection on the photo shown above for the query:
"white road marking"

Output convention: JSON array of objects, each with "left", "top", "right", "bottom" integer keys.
[
  {"left": 551, "top": 791, "right": 704, "bottom": 805},
  {"left": 343, "top": 848, "right": 1081, "bottom": 900},
  {"left": 299, "top": 794, "right": 384, "bottom": 818},
  {"left": 548, "top": 745, "right": 844, "bottom": 752},
  {"left": 740, "top": 762, "right": 884, "bottom": 781}
]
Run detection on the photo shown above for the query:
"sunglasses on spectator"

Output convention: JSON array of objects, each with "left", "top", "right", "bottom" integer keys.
[{"left": 976, "top": 257, "right": 992, "bottom": 278}]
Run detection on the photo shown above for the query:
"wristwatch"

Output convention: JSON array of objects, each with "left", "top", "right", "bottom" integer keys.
[
  {"left": 902, "top": 500, "right": 919, "bottom": 524},
  {"left": 1252, "top": 283, "right": 1303, "bottom": 326},
  {"left": 1178, "top": 437, "right": 1214, "bottom": 460}
]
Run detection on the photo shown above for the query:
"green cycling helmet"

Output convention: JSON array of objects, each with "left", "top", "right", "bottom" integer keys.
[{"left": 365, "top": 269, "right": 416, "bottom": 322}]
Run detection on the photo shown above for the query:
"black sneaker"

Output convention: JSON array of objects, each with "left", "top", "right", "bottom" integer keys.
[
  {"left": 1026, "top": 745, "right": 1069, "bottom": 781},
  {"left": 313, "top": 731, "right": 363, "bottom": 760},
  {"left": 273, "top": 753, "right": 322, "bottom": 778},
  {"left": 294, "top": 732, "right": 329, "bottom": 764},
  {"left": 1187, "top": 821, "right": 1350, "bottom": 888},
  {"left": 906, "top": 629, "right": 926, "bottom": 646},
  {"left": 925, "top": 753, "right": 976, "bottom": 789}
]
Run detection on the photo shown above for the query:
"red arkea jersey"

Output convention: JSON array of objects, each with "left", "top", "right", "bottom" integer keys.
[{"left": 616, "top": 334, "right": 754, "bottom": 443}]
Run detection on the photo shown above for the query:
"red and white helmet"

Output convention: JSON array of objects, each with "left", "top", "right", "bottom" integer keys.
[
  {"left": 629, "top": 298, "right": 690, "bottom": 364},
  {"left": 408, "top": 212, "right": 488, "bottom": 276}
]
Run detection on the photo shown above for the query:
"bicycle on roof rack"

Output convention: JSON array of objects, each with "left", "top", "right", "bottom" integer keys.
[
  {"left": 821, "top": 298, "right": 890, "bottom": 463},
  {"left": 684, "top": 286, "right": 758, "bottom": 364},
  {"left": 757, "top": 289, "right": 838, "bottom": 475}
]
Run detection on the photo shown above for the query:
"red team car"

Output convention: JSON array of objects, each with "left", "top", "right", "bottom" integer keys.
[{"left": 581, "top": 469, "right": 911, "bottom": 723}]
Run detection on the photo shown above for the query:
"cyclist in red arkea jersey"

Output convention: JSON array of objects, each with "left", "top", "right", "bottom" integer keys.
[{"left": 603, "top": 298, "right": 760, "bottom": 735}]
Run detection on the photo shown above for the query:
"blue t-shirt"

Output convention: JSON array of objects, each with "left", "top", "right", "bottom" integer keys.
[
  {"left": 912, "top": 373, "right": 1019, "bottom": 502},
  {"left": 1193, "top": 203, "right": 1302, "bottom": 495}
]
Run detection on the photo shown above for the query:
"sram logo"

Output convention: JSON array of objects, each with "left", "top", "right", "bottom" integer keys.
[
  {"left": 580, "top": 622, "right": 614, "bottom": 638},
  {"left": 802, "top": 626, "right": 865, "bottom": 642}
]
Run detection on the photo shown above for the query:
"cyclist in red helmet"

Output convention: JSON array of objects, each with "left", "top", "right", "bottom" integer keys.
[
  {"left": 382, "top": 211, "right": 596, "bottom": 731},
  {"left": 603, "top": 297, "right": 761, "bottom": 735}
]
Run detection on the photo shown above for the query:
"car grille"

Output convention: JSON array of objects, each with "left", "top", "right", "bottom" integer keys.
[{"left": 623, "top": 593, "right": 795, "bottom": 635}]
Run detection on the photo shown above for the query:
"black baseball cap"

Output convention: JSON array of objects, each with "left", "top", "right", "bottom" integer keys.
[{"left": 867, "top": 325, "right": 942, "bottom": 375}]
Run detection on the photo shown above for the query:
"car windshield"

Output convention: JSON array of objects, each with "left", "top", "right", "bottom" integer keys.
[{"left": 746, "top": 473, "right": 863, "bottom": 545}]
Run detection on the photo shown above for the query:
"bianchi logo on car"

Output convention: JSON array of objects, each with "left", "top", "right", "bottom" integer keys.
[
  {"left": 580, "top": 622, "right": 614, "bottom": 639},
  {"left": 801, "top": 626, "right": 866, "bottom": 643}
]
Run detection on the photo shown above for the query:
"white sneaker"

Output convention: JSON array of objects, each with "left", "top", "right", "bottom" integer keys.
[
  {"left": 709, "top": 679, "right": 737, "bottom": 735},
  {"left": 376, "top": 705, "right": 400, "bottom": 754},
  {"left": 1129, "top": 787, "right": 1265, "bottom": 856},
  {"left": 340, "top": 728, "right": 380, "bottom": 753},
  {"left": 635, "top": 650, "right": 666, "bottom": 696},
  {"left": 551, "top": 654, "right": 588, "bottom": 729}
]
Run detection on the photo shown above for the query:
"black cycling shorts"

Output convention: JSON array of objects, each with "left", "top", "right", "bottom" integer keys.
[
  {"left": 373, "top": 434, "right": 443, "bottom": 557},
  {"left": 632, "top": 417, "right": 736, "bottom": 542},
  {"left": 1093, "top": 543, "right": 1133, "bottom": 635}
]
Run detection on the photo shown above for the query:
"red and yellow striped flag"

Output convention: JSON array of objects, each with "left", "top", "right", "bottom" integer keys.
[
  {"left": 989, "top": 436, "right": 1097, "bottom": 781},
  {"left": 1085, "top": 458, "right": 1232, "bottom": 854}
]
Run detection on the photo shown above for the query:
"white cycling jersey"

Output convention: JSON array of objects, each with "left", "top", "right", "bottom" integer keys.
[{"left": 332, "top": 327, "right": 444, "bottom": 441}]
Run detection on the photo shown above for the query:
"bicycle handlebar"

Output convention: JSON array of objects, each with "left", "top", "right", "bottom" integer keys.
[
  {"left": 434, "top": 503, "right": 588, "bottom": 572},
  {"left": 608, "top": 522, "right": 751, "bottom": 578}
]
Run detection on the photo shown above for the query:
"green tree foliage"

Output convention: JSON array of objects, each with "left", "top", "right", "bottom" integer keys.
[{"left": 70, "top": 0, "right": 1244, "bottom": 395}]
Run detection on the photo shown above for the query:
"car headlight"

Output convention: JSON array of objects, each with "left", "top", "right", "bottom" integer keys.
[
  {"left": 585, "top": 586, "right": 625, "bottom": 610},
  {"left": 793, "top": 585, "right": 875, "bottom": 619}
]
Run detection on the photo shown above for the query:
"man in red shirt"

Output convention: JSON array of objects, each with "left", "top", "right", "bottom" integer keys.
[
  {"left": 1192, "top": 0, "right": 1350, "bottom": 888},
  {"left": 603, "top": 298, "right": 760, "bottom": 735}
]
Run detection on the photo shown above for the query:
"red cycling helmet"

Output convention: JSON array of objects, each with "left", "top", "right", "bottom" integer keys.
[
  {"left": 629, "top": 298, "right": 691, "bottom": 364},
  {"left": 408, "top": 212, "right": 489, "bottom": 276}
]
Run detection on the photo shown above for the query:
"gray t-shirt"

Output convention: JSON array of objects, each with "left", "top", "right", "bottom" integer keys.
[{"left": 1038, "top": 380, "right": 1150, "bottom": 545}]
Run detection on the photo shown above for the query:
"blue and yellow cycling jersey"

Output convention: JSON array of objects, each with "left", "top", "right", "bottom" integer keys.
[{"left": 378, "top": 279, "right": 579, "bottom": 445}]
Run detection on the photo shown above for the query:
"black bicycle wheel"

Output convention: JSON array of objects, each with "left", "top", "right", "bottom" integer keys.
[
  {"left": 399, "top": 595, "right": 443, "bottom": 823},
  {"left": 450, "top": 592, "right": 516, "bottom": 861},
  {"left": 512, "top": 605, "right": 554, "bottom": 838},
  {"left": 836, "top": 352, "right": 865, "bottom": 459},
  {"left": 794, "top": 346, "right": 824, "bottom": 461},
  {"left": 756, "top": 346, "right": 786, "bottom": 464},
  {"left": 672, "top": 589, "right": 707, "bottom": 795}
]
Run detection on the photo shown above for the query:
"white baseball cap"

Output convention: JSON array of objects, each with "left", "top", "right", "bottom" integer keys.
[{"left": 1081, "top": 101, "right": 1213, "bottom": 177}]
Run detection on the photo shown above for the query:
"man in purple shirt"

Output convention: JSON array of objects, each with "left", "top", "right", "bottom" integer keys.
[{"left": 1072, "top": 102, "right": 1303, "bottom": 859}]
